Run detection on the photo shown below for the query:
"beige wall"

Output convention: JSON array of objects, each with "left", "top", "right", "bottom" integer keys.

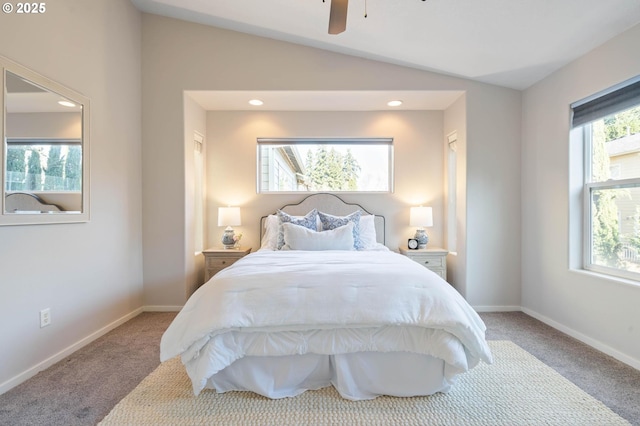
[
  {"left": 205, "top": 110, "right": 445, "bottom": 253},
  {"left": 0, "top": 0, "right": 142, "bottom": 392},
  {"left": 141, "top": 14, "right": 522, "bottom": 308},
  {"left": 522, "top": 23, "right": 640, "bottom": 367},
  {"left": 465, "top": 87, "right": 522, "bottom": 308}
]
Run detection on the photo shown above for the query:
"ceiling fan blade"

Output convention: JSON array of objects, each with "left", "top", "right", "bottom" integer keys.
[{"left": 328, "top": 0, "right": 348, "bottom": 35}]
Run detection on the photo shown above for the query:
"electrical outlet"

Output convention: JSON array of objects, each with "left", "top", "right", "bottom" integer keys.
[{"left": 40, "top": 308, "right": 51, "bottom": 328}]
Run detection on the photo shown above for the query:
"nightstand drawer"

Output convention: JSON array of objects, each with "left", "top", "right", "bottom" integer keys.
[
  {"left": 206, "top": 257, "right": 237, "bottom": 269},
  {"left": 409, "top": 255, "right": 444, "bottom": 268},
  {"left": 398, "top": 247, "right": 448, "bottom": 281},
  {"left": 202, "top": 247, "right": 252, "bottom": 283}
]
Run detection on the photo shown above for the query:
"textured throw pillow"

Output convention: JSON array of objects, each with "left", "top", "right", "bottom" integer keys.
[
  {"left": 281, "top": 222, "right": 354, "bottom": 251},
  {"left": 276, "top": 209, "right": 318, "bottom": 250},
  {"left": 318, "top": 210, "right": 362, "bottom": 250}
]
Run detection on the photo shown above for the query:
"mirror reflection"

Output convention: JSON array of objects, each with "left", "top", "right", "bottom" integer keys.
[{"left": 3, "top": 68, "right": 87, "bottom": 220}]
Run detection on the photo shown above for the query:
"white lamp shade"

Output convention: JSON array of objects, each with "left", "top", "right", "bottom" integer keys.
[
  {"left": 410, "top": 206, "right": 433, "bottom": 227},
  {"left": 218, "top": 207, "right": 241, "bottom": 227}
]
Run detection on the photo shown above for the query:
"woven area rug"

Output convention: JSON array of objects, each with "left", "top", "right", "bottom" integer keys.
[{"left": 99, "top": 341, "right": 630, "bottom": 425}]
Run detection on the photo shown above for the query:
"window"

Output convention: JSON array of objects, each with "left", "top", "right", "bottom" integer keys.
[
  {"left": 5, "top": 139, "right": 82, "bottom": 192},
  {"left": 573, "top": 77, "right": 640, "bottom": 280},
  {"left": 257, "top": 138, "right": 393, "bottom": 193}
]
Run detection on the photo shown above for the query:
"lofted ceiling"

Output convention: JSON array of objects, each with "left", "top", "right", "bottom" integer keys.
[{"left": 131, "top": 0, "right": 640, "bottom": 110}]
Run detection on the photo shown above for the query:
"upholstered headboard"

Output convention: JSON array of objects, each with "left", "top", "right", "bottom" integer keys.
[{"left": 260, "top": 193, "right": 385, "bottom": 245}]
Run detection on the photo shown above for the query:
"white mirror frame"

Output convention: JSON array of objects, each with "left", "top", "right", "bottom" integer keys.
[{"left": 0, "top": 56, "right": 90, "bottom": 225}]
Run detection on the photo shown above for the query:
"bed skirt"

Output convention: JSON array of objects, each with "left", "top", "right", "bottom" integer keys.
[{"left": 206, "top": 351, "right": 455, "bottom": 400}]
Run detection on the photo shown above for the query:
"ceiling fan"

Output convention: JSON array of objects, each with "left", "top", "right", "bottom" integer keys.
[
  {"left": 326, "top": 0, "right": 426, "bottom": 35},
  {"left": 327, "top": 0, "right": 348, "bottom": 35}
]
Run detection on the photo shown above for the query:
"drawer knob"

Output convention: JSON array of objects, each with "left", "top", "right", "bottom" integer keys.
[
  {"left": 222, "top": 261, "right": 227, "bottom": 264},
  {"left": 424, "top": 260, "right": 430, "bottom": 264}
]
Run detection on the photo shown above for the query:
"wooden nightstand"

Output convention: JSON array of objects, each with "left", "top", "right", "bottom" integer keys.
[
  {"left": 203, "top": 247, "right": 252, "bottom": 281},
  {"left": 399, "top": 247, "right": 448, "bottom": 280}
]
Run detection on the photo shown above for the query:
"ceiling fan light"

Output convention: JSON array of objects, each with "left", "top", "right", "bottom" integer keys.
[
  {"left": 387, "top": 100, "right": 403, "bottom": 107},
  {"left": 249, "top": 99, "right": 264, "bottom": 106},
  {"left": 328, "top": 0, "right": 348, "bottom": 34}
]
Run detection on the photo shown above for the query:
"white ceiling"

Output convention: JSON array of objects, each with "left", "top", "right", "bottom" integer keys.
[{"left": 131, "top": 0, "right": 640, "bottom": 110}]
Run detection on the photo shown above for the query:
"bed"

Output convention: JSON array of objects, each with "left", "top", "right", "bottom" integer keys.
[{"left": 161, "top": 194, "right": 492, "bottom": 400}]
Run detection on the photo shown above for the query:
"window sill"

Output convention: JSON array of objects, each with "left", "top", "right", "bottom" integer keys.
[{"left": 569, "top": 268, "right": 640, "bottom": 289}]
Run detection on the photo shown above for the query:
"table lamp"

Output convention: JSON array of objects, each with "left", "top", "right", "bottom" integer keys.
[
  {"left": 410, "top": 206, "right": 433, "bottom": 249},
  {"left": 218, "top": 207, "right": 241, "bottom": 249}
]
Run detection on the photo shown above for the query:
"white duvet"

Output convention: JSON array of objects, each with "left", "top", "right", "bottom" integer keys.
[{"left": 160, "top": 250, "right": 493, "bottom": 395}]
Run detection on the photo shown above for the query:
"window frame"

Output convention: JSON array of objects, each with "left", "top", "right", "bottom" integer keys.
[
  {"left": 583, "top": 180, "right": 640, "bottom": 281},
  {"left": 256, "top": 137, "right": 394, "bottom": 194},
  {"left": 580, "top": 111, "right": 640, "bottom": 282}
]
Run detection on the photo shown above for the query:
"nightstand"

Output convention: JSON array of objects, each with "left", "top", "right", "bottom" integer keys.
[
  {"left": 399, "top": 247, "right": 448, "bottom": 280},
  {"left": 203, "top": 247, "right": 252, "bottom": 281}
]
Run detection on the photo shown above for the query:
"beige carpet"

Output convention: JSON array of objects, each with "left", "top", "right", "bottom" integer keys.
[{"left": 99, "top": 341, "right": 630, "bottom": 425}]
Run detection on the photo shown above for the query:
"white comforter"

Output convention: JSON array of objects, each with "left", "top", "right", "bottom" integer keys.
[{"left": 161, "top": 250, "right": 493, "bottom": 395}]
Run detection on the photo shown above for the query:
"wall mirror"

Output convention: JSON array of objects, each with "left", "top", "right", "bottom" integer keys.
[{"left": 0, "top": 56, "right": 90, "bottom": 225}]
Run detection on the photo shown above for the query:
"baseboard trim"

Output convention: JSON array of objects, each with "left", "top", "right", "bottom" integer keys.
[
  {"left": 473, "top": 305, "right": 521, "bottom": 312},
  {"left": 0, "top": 307, "right": 143, "bottom": 396},
  {"left": 143, "top": 305, "right": 183, "bottom": 312},
  {"left": 521, "top": 307, "right": 640, "bottom": 371}
]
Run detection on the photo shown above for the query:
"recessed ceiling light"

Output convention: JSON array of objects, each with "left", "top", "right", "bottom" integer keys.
[
  {"left": 249, "top": 99, "right": 264, "bottom": 106},
  {"left": 58, "top": 100, "right": 76, "bottom": 108},
  {"left": 387, "top": 100, "right": 403, "bottom": 107}
]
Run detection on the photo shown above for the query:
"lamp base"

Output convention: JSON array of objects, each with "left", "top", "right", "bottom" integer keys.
[
  {"left": 414, "top": 228, "right": 429, "bottom": 249},
  {"left": 222, "top": 227, "right": 236, "bottom": 249}
]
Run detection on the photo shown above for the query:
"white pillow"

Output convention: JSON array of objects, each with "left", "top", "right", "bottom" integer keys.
[
  {"left": 282, "top": 222, "right": 355, "bottom": 251},
  {"left": 277, "top": 209, "right": 319, "bottom": 250},
  {"left": 359, "top": 214, "right": 378, "bottom": 250},
  {"left": 318, "top": 210, "right": 362, "bottom": 250},
  {"left": 261, "top": 212, "right": 321, "bottom": 250},
  {"left": 265, "top": 212, "right": 378, "bottom": 250},
  {"left": 260, "top": 215, "right": 279, "bottom": 250}
]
